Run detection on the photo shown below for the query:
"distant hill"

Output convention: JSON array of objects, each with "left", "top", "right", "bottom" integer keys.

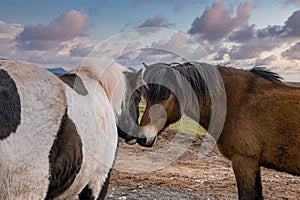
[
  {"left": 46, "top": 67, "right": 68, "bottom": 74},
  {"left": 286, "top": 82, "right": 300, "bottom": 87}
]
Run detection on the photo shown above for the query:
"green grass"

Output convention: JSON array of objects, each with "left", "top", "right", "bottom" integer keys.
[
  {"left": 168, "top": 115, "right": 205, "bottom": 135},
  {"left": 138, "top": 101, "right": 205, "bottom": 135}
]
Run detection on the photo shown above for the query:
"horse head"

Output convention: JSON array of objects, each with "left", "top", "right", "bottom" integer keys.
[
  {"left": 116, "top": 69, "right": 142, "bottom": 145},
  {"left": 134, "top": 63, "right": 183, "bottom": 147}
]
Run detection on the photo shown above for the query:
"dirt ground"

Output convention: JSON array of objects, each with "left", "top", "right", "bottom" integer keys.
[{"left": 108, "top": 130, "right": 300, "bottom": 199}]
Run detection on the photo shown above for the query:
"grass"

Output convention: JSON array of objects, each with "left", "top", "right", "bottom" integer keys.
[{"left": 138, "top": 101, "right": 205, "bottom": 135}]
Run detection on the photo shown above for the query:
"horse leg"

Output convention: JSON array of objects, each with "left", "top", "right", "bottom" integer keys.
[
  {"left": 97, "top": 169, "right": 111, "bottom": 200},
  {"left": 78, "top": 170, "right": 111, "bottom": 200},
  {"left": 231, "top": 155, "right": 263, "bottom": 200},
  {"left": 78, "top": 185, "right": 94, "bottom": 200}
]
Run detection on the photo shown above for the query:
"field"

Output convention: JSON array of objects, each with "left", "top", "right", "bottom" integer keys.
[
  {"left": 107, "top": 102, "right": 300, "bottom": 199},
  {"left": 108, "top": 131, "right": 300, "bottom": 199}
]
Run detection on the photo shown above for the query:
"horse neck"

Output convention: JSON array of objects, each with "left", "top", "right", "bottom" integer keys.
[
  {"left": 182, "top": 66, "right": 230, "bottom": 139},
  {"left": 218, "top": 67, "right": 257, "bottom": 107},
  {"left": 175, "top": 68, "right": 213, "bottom": 131},
  {"left": 183, "top": 94, "right": 211, "bottom": 130}
]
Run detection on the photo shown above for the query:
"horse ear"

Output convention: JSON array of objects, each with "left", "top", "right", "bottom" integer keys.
[
  {"left": 142, "top": 63, "right": 148, "bottom": 68},
  {"left": 136, "top": 67, "right": 148, "bottom": 89}
]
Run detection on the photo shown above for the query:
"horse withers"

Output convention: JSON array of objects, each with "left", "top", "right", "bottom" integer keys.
[
  {"left": 129, "top": 62, "right": 300, "bottom": 200},
  {"left": 0, "top": 59, "right": 137, "bottom": 200}
]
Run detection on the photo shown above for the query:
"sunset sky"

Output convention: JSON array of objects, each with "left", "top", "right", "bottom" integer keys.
[{"left": 0, "top": 0, "right": 299, "bottom": 81}]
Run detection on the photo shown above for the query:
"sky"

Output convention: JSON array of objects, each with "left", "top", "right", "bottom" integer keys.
[{"left": 0, "top": 0, "right": 300, "bottom": 81}]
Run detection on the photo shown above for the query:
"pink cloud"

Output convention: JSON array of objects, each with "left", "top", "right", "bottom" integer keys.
[
  {"left": 282, "top": 41, "right": 300, "bottom": 60},
  {"left": 70, "top": 43, "right": 94, "bottom": 57},
  {"left": 226, "top": 10, "right": 300, "bottom": 60},
  {"left": 228, "top": 24, "right": 256, "bottom": 43},
  {"left": 229, "top": 37, "right": 284, "bottom": 60},
  {"left": 188, "top": 1, "right": 252, "bottom": 41},
  {"left": 16, "top": 10, "right": 87, "bottom": 50},
  {"left": 255, "top": 55, "right": 277, "bottom": 66}
]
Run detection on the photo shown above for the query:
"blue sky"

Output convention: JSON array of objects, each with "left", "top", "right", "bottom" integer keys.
[{"left": 0, "top": 0, "right": 300, "bottom": 80}]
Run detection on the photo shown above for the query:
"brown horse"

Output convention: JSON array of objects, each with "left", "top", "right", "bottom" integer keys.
[{"left": 131, "top": 62, "right": 300, "bottom": 200}]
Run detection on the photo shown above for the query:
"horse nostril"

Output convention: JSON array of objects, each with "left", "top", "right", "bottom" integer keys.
[
  {"left": 149, "top": 136, "right": 156, "bottom": 146},
  {"left": 137, "top": 138, "right": 147, "bottom": 146}
]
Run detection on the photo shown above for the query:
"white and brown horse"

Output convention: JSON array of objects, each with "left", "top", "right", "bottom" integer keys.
[
  {"left": 128, "top": 62, "right": 300, "bottom": 200},
  {"left": 0, "top": 59, "right": 136, "bottom": 199}
]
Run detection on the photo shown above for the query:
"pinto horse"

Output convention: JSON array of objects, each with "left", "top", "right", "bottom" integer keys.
[
  {"left": 0, "top": 59, "right": 136, "bottom": 199},
  {"left": 131, "top": 62, "right": 300, "bottom": 200}
]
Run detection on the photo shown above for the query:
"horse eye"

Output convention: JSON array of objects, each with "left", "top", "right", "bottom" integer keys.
[{"left": 161, "top": 93, "right": 171, "bottom": 101}]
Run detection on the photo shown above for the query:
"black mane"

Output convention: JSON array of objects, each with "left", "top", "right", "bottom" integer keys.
[
  {"left": 250, "top": 67, "right": 283, "bottom": 82},
  {"left": 141, "top": 62, "right": 218, "bottom": 104}
]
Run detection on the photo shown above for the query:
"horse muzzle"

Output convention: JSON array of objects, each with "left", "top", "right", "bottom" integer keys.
[{"left": 137, "top": 136, "right": 157, "bottom": 147}]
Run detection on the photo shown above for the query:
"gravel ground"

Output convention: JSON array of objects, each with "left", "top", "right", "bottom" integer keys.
[
  {"left": 109, "top": 131, "right": 300, "bottom": 200},
  {"left": 107, "top": 186, "right": 238, "bottom": 200}
]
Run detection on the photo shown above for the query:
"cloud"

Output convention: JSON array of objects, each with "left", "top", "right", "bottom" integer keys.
[
  {"left": 0, "top": 38, "right": 16, "bottom": 58},
  {"left": 26, "top": 49, "right": 82, "bottom": 69},
  {"left": 70, "top": 43, "right": 94, "bottom": 57},
  {"left": 256, "top": 10, "right": 300, "bottom": 38},
  {"left": 284, "top": 10, "right": 300, "bottom": 37},
  {"left": 132, "top": 0, "right": 198, "bottom": 12},
  {"left": 117, "top": 48, "right": 181, "bottom": 68},
  {"left": 226, "top": 10, "right": 300, "bottom": 60},
  {"left": 228, "top": 24, "right": 256, "bottom": 43},
  {"left": 255, "top": 55, "right": 277, "bottom": 66},
  {"left": 0, "top": 21, "right": 23, "bottom": 39},
  {"left": 229, "top": 37, "right": 284, "bottom": 60},
  {"left": 136, "top": 14, "right": 174, "bottom": 28},
  {"left": 151, "top": 30, "right": 208, "bottom": 60},
  {"left": 0, "top": 21, "right": 23, "bottom": 58},
  {"left": 16, "top": 10, "right": 87, "bottom": 50},
  {"left": 283, "top": 0, "right": 300, "bottom": 7},
  {"left": 188, "top": 1, "right": 252, "bottom": 41},
  {"left": 117, "top": 31, "right": 209, "bottom": 68},
  {"left": 256, "top": 25, "right": 285, "bottom": 38},
  {"left": 214, "top": 47, "right": 228, "bottom": 60},
  {"left": 282, "top": 41, "right": 300, "bottom": 60}
]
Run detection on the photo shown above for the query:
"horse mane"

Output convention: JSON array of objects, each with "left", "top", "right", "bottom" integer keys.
[
  {"left": 75, "top": 60, "right": 129, "bottom": 117},
  {"left": 140, "top": 63, "right": 172, "bottom": 102},
  {"left": 142, "top": 62, "right": 224, "bottom": 114},
  {"left": 250, "top": 67, "right": 283, "bottom": 82}
]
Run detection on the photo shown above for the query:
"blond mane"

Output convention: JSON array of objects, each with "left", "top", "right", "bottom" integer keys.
[{"left": 75, "top": 58, "right": 128, "bottom": 117}]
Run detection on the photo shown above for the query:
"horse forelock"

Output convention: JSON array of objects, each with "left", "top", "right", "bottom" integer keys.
[
  {"left": 76, "top": 61, "right": 129, "bottom": 117},
  {"left": 142, "top": 63, "right": 174, "bottom": 102}
]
